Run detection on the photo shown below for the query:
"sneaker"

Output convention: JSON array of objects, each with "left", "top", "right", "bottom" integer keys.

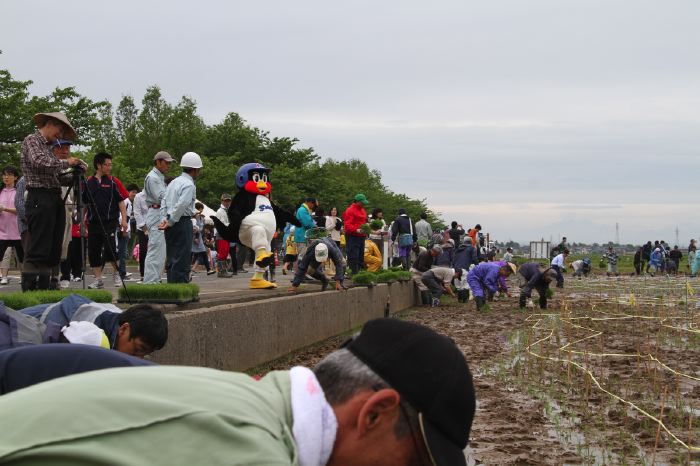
[
  {"left": 114, "top": 277, "right": 124, "bottom": 287},
  {"left": 59, "top": 280, "right": 70, "bottom": 289},
  {"left": 72, "top": 276, "right": 82, "bottom": 282},
  {"left": 88, "top": 280, "right": 104, "bottom": 289},
  {"left": 123, "top": 272, "right": 133, "bottom": 279},
  {"left": 431, "top": 297, "right": 440, "bottom": 308},
  {"left": 0, "top": 277, "right": 7, "bottom": 285}
]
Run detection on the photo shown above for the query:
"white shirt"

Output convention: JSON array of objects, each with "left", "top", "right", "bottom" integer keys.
[
  {"left": 551, "top": 253, "right": 566, "bottom": 268},
  {"left": 133, "top": 191, "right": 149, "bottom": 230}
]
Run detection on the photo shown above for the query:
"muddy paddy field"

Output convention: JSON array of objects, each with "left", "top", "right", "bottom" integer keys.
[{"left": 262, "top": 276, "right": 700, "bottom": 465}]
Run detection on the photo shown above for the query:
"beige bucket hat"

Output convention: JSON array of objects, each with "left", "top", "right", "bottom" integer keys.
[{"left": 33, "top": 112, "right": 77, "bottom": 140}]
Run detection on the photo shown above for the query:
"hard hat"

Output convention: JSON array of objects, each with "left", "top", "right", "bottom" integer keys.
[{"left": 180, "top": 152, "right": 203, "bottom": 169}]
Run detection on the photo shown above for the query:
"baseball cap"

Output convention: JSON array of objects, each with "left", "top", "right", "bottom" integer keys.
[
  {"left": 221, "top": 193, "right": 232, "bottom": 201},
  {"left": 153, "top": 151, "right": 175, "bottom": 162},
  {"left": 344, "top": 318, "right": 476, "bottom": 466},
  {"left": 354, "top": 193, "right": 369, "bottom": 205},
  {"left": 314, "top": 242, "right": 329, "bottom": 262},
  {"left": 52, "top": 139, "right": 73, "bottom": 147},
  {"left": 61, "top": 321, "right": 110, "bottom": 349}
]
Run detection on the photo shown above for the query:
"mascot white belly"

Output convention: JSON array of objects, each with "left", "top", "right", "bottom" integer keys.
[{"left": 239, "top": 195, "right": 276, "bottom": 252}]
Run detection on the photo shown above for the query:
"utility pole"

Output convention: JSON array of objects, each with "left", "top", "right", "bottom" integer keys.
[
  {"left": 675, "top": 226, "right": 680, "bottom": 247},
  {"left": 615, "top": 222, "right": 620, "bottom": 245}
]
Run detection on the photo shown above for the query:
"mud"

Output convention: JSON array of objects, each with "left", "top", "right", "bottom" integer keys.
[{"left": 260, "top": 287, "right": 700, "bottom": 465}]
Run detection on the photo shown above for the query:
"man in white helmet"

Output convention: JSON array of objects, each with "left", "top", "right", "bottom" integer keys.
[{"left": 158, "top": 152, "right": 203, "bottom": 283}]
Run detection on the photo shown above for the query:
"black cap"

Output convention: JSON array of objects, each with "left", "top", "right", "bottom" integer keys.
[{"left": 345, "top": 318, "right": 476, "bottom": 466}]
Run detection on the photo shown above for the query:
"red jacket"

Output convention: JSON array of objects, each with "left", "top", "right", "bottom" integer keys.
[{"left": 343, "top": 202, "right": 367, "bottom": 237}]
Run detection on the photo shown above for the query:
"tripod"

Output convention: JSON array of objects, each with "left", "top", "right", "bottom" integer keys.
[{"left": 64, "top": 168, "right": 131, "bottom": 303}]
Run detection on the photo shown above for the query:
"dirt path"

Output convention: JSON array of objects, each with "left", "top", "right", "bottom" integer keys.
[{"left": 262, "top": 303, "right": 584, "bottom": 465}]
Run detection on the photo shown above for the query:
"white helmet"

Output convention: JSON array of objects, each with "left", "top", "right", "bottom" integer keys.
[{"left": 180, "top": 151, "right": 203, "bottom": 169}]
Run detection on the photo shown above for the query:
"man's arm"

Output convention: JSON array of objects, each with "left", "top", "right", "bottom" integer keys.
[
  {"left": 23, "top": 136, "right": 69, "bottom": 171},
  {"left": 118, "top": 200, "right": 128, "bottom": 232}
]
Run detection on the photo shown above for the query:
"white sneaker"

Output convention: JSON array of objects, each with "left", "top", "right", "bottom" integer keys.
[
  {"left": 72, "top": 276, "right": 82, "bottom": 282},
  {"left": 0, "top": 277, "right": 8, "bottom": 285},
  {"left": 123, "top": 272, "right": 133, "bottom": 279},
  {"left": 59, "top": 280, "right": 70, "bottom": 289},
  {"left": 88, "top": 280, "right": 104, "bottom": 289},
  {"left": 113, "top": 276, "right": 124, "bottom": 287}
]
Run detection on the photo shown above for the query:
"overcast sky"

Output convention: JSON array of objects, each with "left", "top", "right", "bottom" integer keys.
[{"left": 3, "top": 0, "right": 699, "bottom": 245}]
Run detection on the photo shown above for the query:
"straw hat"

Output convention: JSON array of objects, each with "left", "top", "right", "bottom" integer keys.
[{"left": 33, "top": 112, "right": 77, "bottom": 140}]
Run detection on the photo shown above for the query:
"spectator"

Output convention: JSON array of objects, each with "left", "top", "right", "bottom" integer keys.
[
  {"left": 364, "top": 238, "right": 382, "bottom": 272},
  {"left": 281, "top": 225, "right": 297, "bottom": 275},
  {"left": 414, "top": 212, "right": 432, "bottom": 247},
  {"left": 448, "top": 221, "right": 465, "bottom": 247},
  {"left": 602, "top": 246, "right": 619, "bottom": 277},
  {"left": 467, "top": 224, "right": 482, "bottom": 247},
  {"left": 215, "top": 193, "right": 235, "bottom": 277},
  {"left": 132, "top": 187, "right": 149, "bottom": 281},
  {"left": 467, "top": 262, "right": 516, "bottom": 311},
  {"left": 191, "top": 202, "right": 214, "bottom": 276},
  {"left": 421, "top": 267, "right": 461, "bottom": 307},
  {"left": 550, "top": 249, "right": 569, "bottom": 288},
  {"left": 390, "top": 208, "right": 416, "bottom": 270},
  {"left": 324, "top": 206, "right": 342, "bottom": 248},
  {"left": 453, "top": 240, "right": 478, "bottom": 272},
  {"left": 0, "top": 318, "right": 475, "bottom": 466},
  {"left": 13, "top": 176, "right": 27, "bottom": 261},
  {"left": 143, "top": 151, "right": 175, "bottom": 284},
  {"left": 21, "top": 296, "right": 168, "bottom": 358},
  {"left": 117, "top": 184, "right": 139, "bottom": 281},
  {"left": 83, "top": 152, "right": 129, "bottom": 289},
  {"left": 368, "top": 208, "right": 386, "bottom": 252},
  {"left": 313, "top": 206, "right": 326, "bottom": 228},
  {"left": 343, "top": 194, "right": 369, "bottom": 274},
  {"left": 159, "top": 152, "right": 203, "bottom": 284},
  {"left": 290, "top": 238, "right": 345, "bottom": 292},
  {"left": 20, "top": 112, "right": 85, "bottom": 290},
  {"left": 517, "top": 263, "right": 558, "bottom": 309},
  {"left": 294, "top": 197, "right": 318, "bottom": 259},
  {"left": 0, "top": 166, "right": 22, "bottom": 285},
  {"left": 434, "top": 238, "right": 455, "bottom": 267}
]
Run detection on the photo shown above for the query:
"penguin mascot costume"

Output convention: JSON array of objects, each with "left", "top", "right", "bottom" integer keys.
[{"left": 211, "top": 162, "right": 300, "bottom": 289}]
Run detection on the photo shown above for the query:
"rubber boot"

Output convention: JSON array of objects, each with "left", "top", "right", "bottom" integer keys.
[
  {"left": 250, "top": 270, "right": 277, "bottom": 289},
  {"left": 21, "top": 273, "right": 38, "bottom": 292},
  {"left": 457, "top": 289, "right": 469, "bottom": 303},
  {"left": 217, "top": 261, "right": 232, "bottom": 278},
  {"left": 475, "top": 296, "right": 486, "bottom": 311},
  {"left": 254, "top": 249, "right": 274, "bottom": 268},
  {"left": 37, "top": 274, "right": 51, "bottom": 290}
]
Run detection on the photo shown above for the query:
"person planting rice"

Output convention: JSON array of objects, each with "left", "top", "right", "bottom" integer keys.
[
  {"left": 421, "top": 266, "right": 461, "bottom": 307},
  {"left": 517, "top": 262, "right": 559, "bottom": 309},
  {"left": 0, "top": 318, "right": 476, "bottom": 466},
  {"left": 467, "top": 261, "right": 516, "bottom": 311},
  {"left": 571, "top": 257, "right": 592, "bottom": 278}
]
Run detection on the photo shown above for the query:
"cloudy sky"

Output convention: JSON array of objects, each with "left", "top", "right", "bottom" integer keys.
[{"left": 3, "top": 0, "right": 699, "bottom": 245}]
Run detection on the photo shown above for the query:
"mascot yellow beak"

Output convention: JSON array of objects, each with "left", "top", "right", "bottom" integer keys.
[{"left": 256, "top": 180, "right": 267, "bottom": 192}]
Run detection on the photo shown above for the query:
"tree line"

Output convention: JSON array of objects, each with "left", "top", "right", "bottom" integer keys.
[{"left": 0, "top": 66, "right": 442, "bottom": 225}]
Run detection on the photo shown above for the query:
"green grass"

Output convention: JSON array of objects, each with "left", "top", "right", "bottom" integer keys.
[
  {"left": 351, "top": 269, "right": 411, "bottom": 285},
  {"left": 1, "top": 290, "right": 113, "bottom": 310},
  {"left": 118, "top": 283, "right": 200, "bottom": 302}
]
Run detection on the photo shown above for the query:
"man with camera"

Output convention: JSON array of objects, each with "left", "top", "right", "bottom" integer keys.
[
  {"left": 83, "top": 152, "right": 129, "bottom": 289},
  {"left": 20, "top": 112, "right": 86, "bottom": 290}
]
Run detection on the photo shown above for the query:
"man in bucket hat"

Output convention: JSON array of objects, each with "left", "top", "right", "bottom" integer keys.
[
  {"left": 0, "top": 318, "right": 475, "bottom": 465},
  {"left": 20, "top": 112, "right": 86, "bottom": 290}
]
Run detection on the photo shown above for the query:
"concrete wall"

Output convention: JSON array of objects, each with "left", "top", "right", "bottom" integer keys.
[{"left": 152, "top": 282, "right": 418, "bottom": 371}]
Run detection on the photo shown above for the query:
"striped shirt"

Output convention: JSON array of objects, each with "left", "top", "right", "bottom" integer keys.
[{"left": 20, "top": 131, "right": 68, "bottom": 189}]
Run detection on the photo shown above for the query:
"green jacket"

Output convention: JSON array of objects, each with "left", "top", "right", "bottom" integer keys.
[{"left": 0, "top": 366, "right": 298, "bottom": 465}]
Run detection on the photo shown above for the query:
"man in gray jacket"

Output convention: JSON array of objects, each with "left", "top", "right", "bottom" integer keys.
[{"left": 290, "top": 237, "right": 345, "bottom": 292}]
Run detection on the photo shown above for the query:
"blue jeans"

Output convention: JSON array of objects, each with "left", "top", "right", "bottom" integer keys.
[
  {"left": 165, "top": 217, "right": 192, "bottom": 283},
  {"left": 117, "top": 231, "right": 129, "bottom": 277},
  {"left": 345, "top": 235, "right": 365, "bottom": 274}
]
